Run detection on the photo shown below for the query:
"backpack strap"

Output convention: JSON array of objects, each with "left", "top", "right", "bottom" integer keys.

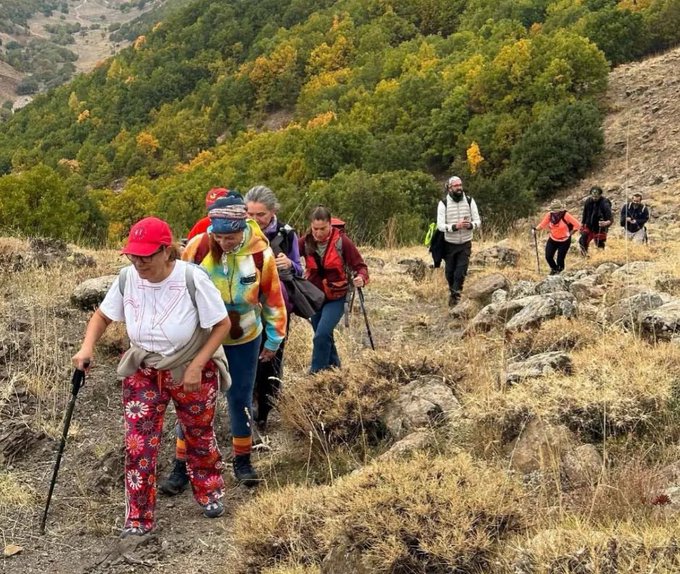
[
  {"left": 118, "top": 265, "right": 130, "bottom": 297},
  {"left": 270, "top": 223, "right": 292, "bottom": 256}
]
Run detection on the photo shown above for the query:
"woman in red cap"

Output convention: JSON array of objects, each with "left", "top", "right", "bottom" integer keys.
[{"left": 72, "top": 216, "right": 231, "bottom": 537}]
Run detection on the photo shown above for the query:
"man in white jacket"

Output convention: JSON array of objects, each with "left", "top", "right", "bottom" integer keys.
[{"left": 436, "top": 176, "right": 481, "bottom": 307}]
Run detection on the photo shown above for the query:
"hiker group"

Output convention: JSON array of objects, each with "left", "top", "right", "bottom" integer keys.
[
  {"left": 531, "top": 186, "right": 649, "bottom": 275},
  {"left": 72, "top": 186, "right": 369, "bottom": 537},
  {"left": 68, "top": 177, "right": 650, "bottom": 538}
]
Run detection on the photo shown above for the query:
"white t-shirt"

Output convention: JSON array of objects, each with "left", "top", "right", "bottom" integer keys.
[{"left": 100, "top": 261, "right": 227, "bottom": 356}]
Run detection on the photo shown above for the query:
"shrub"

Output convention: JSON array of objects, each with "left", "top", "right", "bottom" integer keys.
[
  {"left": 511, "top": 100, "right": 604, "bottom": 199},
  {"left": 233, "top": 453, "right": 525, "bottom": 573},
  {"left": 278, "top": 361, "right": 397, "bottom": 450}
]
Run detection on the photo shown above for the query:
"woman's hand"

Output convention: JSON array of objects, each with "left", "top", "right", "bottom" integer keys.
[
  {"left": 72, "top": 348, "right": 93, "bottom": 371},
  {"left": 259, "top": 348, "right": 276, "bottom": 362},
  {"left": 182, "top": 363, "right": 203, "bottom": 393},
  {"left": 353, "top": 275, "right": 365, "bottom": 288},
  {"left": 275, "top": 253, "right": 292, "bottom": 270}
]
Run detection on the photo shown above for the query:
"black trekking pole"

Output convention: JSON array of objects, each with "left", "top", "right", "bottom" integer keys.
[
  {"left": 40, "top": 364, "right": 87, "bottom": 535},
  {"left": 356, "top": 287, "right": 375, "bottom": 351},
  {"left": 531, "top": 228, "right": 540, "bottom": 274},
  {"left": 343, "top": 285, "right": 356, "bottom": 328}
]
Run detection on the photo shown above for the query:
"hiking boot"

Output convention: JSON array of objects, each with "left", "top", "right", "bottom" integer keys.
[
  {"left": 448, "top": 292, "right": 461, "bottom": 307},
  {"left": 232, "top": 454, "right": 260, "bottom": 487},
  {"left": 203, "top": 500, "right": 225, "bottom": 519},
  {"left": 159, "top": 459, "right": 189, "bottom": 496}
]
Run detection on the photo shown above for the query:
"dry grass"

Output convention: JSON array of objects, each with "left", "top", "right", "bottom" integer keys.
[
  {"left": 4, "top": 231, "right": 680, "bottom": 571},
  {"left": 0, "top": 472, "right": 36, "bottom": 509},
  {"left": 462, "top": 320, "right": 680, "bottom": 443},
  {"left": 233, "top": 453, "right": 525, "bottom": 573},
  {"left": 504, "top": 519, "right": 680, "bottom": 573}
]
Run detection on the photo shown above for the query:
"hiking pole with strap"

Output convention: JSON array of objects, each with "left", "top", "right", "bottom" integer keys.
[
  {"left": 40, "top": 364, "right": 87, "bottom": 535},
  {"left": 343, "top": 285, "right": 357, "bottom": 328},
  {"left": 356, "top": 287, "right": 375, "bottom": 351},
  {"left": 531, "top": 228, "right": 540, "bottom": 274}
]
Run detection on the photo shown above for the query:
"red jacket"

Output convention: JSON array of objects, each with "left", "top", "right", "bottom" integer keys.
[{"left": 301, "top": 227, "right": 369, "bottom": 299}]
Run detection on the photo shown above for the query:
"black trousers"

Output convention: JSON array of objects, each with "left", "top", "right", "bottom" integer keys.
[
  {"left": 545, "top": 237, "right": 571, "bottom": 272},
  {"left": 443, "top": 241, "right": 472, "bottom": 294},
  {"left": 253, "top": 321, "right": 288, "bottom": 426}
]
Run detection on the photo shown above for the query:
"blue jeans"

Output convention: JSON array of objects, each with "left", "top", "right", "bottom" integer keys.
[
  {"left": 310, "top": 298, "right": 345, "bottom": 373},
  {"left": 224, "top": 335, "right": 262, "bottom": 438},
  {"left": 176, "top": 335, "right": 262, "bottom": 443}
]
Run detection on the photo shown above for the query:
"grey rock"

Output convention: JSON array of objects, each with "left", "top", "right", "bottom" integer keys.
[
  {"left": 562, "top": 444, "right": 602, "bottom": 488},
  {"left": 640, "top": 300, "right": 680, "bottom": 341},
  {"left": 505, "top": 292, "right": 578, "bottom": 331},
  {"left": 378, "top": 430, "right": 433, "bottom": 461},
  {"left": 611, "top": 261, "right": 655, "bottom": 279},
  {"left": 508, "top": 419, "right": 576, "bottom": 475},
  {"left": 506, "top": 351, "right": 573, "bottom": 384},
  {"left": 536, "top": 275, "right": 568, "bottom": 294},
  {"left": 509, "top": 280, "right": 537, "bottom": 299},
  {"left": 604, "top": 291, "right": 666, "bottom": 327},
  {"left": 466, "top": 273, "right": 510, "bottom": 304},
  {"left": 470, "top": 244, "right": 520, "bottom": 268},
  {"left": 383, "top": 377, "right": 461, "bottom": 439},
  {"left": 71, "top": 275, "right": 117, "bottom": 310},
  {"left": 569, "top": 276, "right": 604, "bottom": 302},
  {"left": 491, "top": 289, "right": 508, "bottom": 304}
]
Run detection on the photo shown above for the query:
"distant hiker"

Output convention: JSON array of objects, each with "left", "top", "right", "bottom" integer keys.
[
  {"left": 186, "top": 187, "right": 229, "bottom": 240},
  {"left": 436, "top": 176, "right": 481, "bottom": 306},
  {"left": 579, "top": 186, "right": 612, "bottom": 255},
  {"left": 245, "top": 184, "right": 303, "bottom": 431},
  {"left": 300, "top": 206, "right": 368, "bottom": 373},
  {"left": 620, "top": 193, "right": 649, "bottom": 244},
  {"left": 72, "top": 217, "right": 231, "bottom": 537},
  {"left": 533, "top": 201, "right": 581, "bottom": 275},
  {"left": 161, "top": 192, "right": 287, "bottom": 491}
]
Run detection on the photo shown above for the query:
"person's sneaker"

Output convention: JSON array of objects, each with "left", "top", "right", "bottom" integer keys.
[
  {"left": 159, "top": 459, "right": 189, "bottom": 496},
  {"left": 232, "top": 454, "right": 260, "bottom": 487},
  {"left": 203, "top": 500, "right": 225, "bottom": 519}
]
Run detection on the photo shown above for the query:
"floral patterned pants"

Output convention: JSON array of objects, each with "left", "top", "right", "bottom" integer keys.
[{"left": 122, "top": 362, "right": 223, "bottom": 532}]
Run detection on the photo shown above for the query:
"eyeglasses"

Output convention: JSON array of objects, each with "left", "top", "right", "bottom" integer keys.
[{"left": 126, "top": 246, "right": 165, "bottom": 264}]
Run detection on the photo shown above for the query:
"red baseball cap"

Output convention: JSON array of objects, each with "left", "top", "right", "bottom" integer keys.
[
  {"left": 205, "top": 187, "right": 229, "bottom": 209},
  {"left": 121, "top": 217, "right": 173, "bottom": 256}
]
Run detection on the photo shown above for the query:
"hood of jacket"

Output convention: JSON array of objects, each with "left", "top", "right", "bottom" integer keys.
[{"left": 233, "top": 219, "right": 269, "bottom": 256}]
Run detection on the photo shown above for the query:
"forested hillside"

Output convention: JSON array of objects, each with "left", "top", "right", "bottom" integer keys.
[{"left": 0, "top": 0, "right": 678, "bottom": 245}]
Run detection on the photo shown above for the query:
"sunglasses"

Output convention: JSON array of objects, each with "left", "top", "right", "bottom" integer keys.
[{"left": 126, "top": 246, "right": 166, "bottom": 264}]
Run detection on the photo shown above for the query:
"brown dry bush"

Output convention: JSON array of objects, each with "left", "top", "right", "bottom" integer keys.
[
  {"left": 504, "top": 521, "right": 680, "bottom": 573},
  {"left": 279, "top": 366, "right": 396, "bottom": 450},
  {"left": 506, "top": 317, "right": 599, "bottom": 359},
  {"left": 233, "top": 453, "right": 525, "bottom": 573},
  {"left": 278, "top": 350, "right": 461, "bottom": 455},
  {"left": 468, "top": 332, "right": 680, "bottom": 445}
]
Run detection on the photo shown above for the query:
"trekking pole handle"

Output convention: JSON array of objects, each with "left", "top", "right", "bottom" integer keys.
[{"left": 70, "top": 361, "right": 89, "bottom": 397}]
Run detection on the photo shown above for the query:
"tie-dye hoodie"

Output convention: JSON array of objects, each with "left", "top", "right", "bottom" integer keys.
[{"left": 182, "top": 220, "right": 287, "bottom": 351}]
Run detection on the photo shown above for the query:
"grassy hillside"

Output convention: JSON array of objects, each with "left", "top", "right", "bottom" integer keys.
[{"left": 0, "top": 0, "right": 678, "bottom": 246}]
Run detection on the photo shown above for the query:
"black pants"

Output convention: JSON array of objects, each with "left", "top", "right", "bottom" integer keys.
[
  {"left": 253, "top": 321, "right": 288, "bottom": 427},
  {"left": 443, "top": 241, "right": 472, "bottom": 294},
  {"left": 545, "top": 237, "right": 571, "bottom": 272}
]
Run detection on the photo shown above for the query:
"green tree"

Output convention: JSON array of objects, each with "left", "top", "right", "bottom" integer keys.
[{"left": 511, "top": 100, "right": 603, "bottom": 198}]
